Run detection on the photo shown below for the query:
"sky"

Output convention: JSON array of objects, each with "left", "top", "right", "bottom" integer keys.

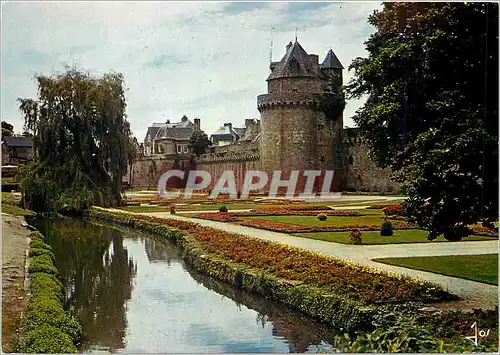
[{"left": 1, "top": 1, "right": 382, "bottom": 142}]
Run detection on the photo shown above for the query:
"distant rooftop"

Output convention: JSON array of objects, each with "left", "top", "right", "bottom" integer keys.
[{"left": 2, "top": 136, "right": 33, "bottom": 148}]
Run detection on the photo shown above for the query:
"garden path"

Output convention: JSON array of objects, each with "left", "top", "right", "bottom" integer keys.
[{"left": 107, "top": 208, "right": 498, "bottom": 310}]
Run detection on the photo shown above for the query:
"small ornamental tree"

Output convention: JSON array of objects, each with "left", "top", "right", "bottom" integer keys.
[
  {"left": 380, "top": 220, "right": 394, "bottom": 237},
  {"left": 189, "top": 130, "right": 212, "bottom": 157}
]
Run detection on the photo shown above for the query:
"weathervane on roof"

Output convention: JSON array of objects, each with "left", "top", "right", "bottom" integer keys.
[{"left": 295, "top": 27, "right": 298, "bottom": 42}]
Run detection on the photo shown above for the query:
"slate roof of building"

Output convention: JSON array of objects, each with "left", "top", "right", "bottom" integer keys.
[
  {"left": 320, "top": 49, "right": 344, "bottom": 69},
  {"left": 267, "top": 40, "right": 318, "bottom": 80},
  {"left": 155, "top": 126, "right": 194, "bottom": 140},
  {"left": 145, "top": 117, "right": 196, "bottom": 142},
  {"left": 211, "top": 125, "right": 238, "bottom": 137},
  {"left": 2, "top": 136, "right": 33, "bottom": 148},
  {"left": 233, "top": 127, "right": 246, "bottom": 137}
]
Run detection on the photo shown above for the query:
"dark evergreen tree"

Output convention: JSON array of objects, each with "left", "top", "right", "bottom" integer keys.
[{"left": 346, "top": 2, "right": 498, "bottom": 240}]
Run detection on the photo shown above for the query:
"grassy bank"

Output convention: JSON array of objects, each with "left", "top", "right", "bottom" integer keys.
[
  {"left": 1, "top": 192, "right": 35, "bottom": 217},
  {"left": 17, "top": 231, "right": 82, "bottom": 353}
]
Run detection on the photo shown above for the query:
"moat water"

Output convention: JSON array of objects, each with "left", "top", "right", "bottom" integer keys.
[{"left": 31, "top": 217, "right": 342, "bottom": 353}]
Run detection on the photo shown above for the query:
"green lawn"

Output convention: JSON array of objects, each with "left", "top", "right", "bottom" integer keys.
[
  {"left": 243, "top": 214, "right": 385, "bottom": 226},
  {"left": 373, "top": 254, "right": 498, "bottom": 285},
  {"left": 292, "top": 229, "right": 496, "bottom": 245},
  {"left": 118, "top": 203, "right": 256, "bottom": 213}
]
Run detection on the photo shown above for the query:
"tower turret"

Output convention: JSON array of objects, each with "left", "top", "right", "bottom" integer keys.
[{"left": 257, "top": 41, "right": 345, "bottom": 192}]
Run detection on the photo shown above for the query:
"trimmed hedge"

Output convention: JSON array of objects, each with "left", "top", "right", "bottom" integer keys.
[
  {"left": 86, "top": 207, "right": 452, "bottom": 331},
  {"left": 18, "top": 233, "right": 82, "bottom": 353}
]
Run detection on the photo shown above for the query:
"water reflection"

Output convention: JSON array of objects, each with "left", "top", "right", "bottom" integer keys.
[
  {"left": 32, "top": 218, "right": 340, "bottom": 353},
  {"left": 33, "top": 218, "right": 137, "bottom": 352}
]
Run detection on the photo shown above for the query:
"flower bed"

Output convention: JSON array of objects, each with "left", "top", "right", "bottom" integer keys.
[
  {"left": 367, "top": 203, "right": 398, "bottom": 209},
  {"left": 470, "top": 225, "right": 498, "bottom": 237},
  {"left": 196, "top": 212, "right": 238, "bottom": 222},
  {"left": 255, "top": 204, "right": 333, "bottom": 211},
  {"left": 238, "top": 219, "right": 416, "bottom": 233},
  {"left": 88, "top": 207, "right": 450, "bottom": 307},
  {"left": 238, "top": 209, "right": 362, "bottom": 217},
  {"left": 383, "top": 204, "right": 404, "bottom": 216}
]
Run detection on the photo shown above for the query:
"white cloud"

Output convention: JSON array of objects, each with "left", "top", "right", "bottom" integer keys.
[{"left": 1, "top": 1, "right": 381, "bottom": 140}]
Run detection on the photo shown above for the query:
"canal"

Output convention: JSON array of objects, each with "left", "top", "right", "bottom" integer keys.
[{"left": 31, "top": 217, "right": 342, "bottom": 353}]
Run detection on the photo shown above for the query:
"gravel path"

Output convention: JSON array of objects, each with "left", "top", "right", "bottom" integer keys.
[
  {"left": 108, "top": 208, "right": 498, "bottom": 310},
  {"left": 2, "top": 214, "right": 30, "bottom": 352}
]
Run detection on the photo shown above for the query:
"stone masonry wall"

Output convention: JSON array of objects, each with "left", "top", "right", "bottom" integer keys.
[
  {"left": 125, "top": 155, "right": 191, "bottom": 189},
  {"left": 344, "top": 138, "right": 401, "bottom": 194}
]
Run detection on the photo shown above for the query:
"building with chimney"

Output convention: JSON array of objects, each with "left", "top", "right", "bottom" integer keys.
[
  {"left": 128, "top": 41, "right": 400, "bottom": 193},
  {"left": 143, "top": 115, "right": 201, "bottom": 156}
]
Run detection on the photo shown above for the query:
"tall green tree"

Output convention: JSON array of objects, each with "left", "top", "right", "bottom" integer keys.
[
  {"left": 189, "top": 130, "right": 212, "bottom": 157},
  {"left": 18, "top": 68, "right": 136, "bottom": 212},
  {"left": 2, "top": 121, "right": 14, "bottom": 137},
  {"left": 346, "top": 2, "right": 498, "bottom": 240}
]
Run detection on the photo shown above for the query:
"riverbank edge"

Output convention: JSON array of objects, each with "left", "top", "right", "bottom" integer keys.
[
  {"left": 16, "top": 230, "right": 83, "bottom": 353},
  {"left": 87, "top": 207, "right": 378, "bottom": 332},
  {"left": 1, "top": 214, "right": 31, "bottom": 352}
]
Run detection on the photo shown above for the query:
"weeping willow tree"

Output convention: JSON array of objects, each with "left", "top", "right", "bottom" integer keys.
[{"left": 18, "top": 68, "right": 137, "bottom": 212}]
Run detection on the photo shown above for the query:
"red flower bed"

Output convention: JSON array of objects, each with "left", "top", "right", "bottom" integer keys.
[
  {"left": 383, "top": 204, "right": 404, "bottom": 216},
  {"left": 108, "top": 211, "right": 445, "bottom": 303},
  {"left": 470, "top": 225, "right": 498, "bottom": 237},
  {"left": 238, "top": 219, "right": 416, "bottom": 233},
  {"left": 367, "top": 203, "right": 394, "bottom": 209},
  {"left": 234, "top": 209, "right": 362, "bottom": 217},
  {"left": 256, "top": 204, "right": 332, "bottom": 211},
  {"left": 196, "top": 212, "right": 238, "bottom": 222}
]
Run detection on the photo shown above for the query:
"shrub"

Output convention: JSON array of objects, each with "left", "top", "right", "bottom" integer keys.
[
  {"left": 380, "top": 220, "right": 394, "bottom": 236},
  {"left": 170, "top": 205, "right": 176, "bottom": 215},
  {"left": 19, "top": 229, "right": 83, "bottom": 353},
  {"left": 29, "top": 239, "right": 53, "bottom": 251},
  {"left": 28, "top": 247, "right": 56, "bottom": 262},
  {"left": 28, "top": 231, "right": 45, "bottom": 241},
  {"left": 443, "top": 225, "right": 471, "bottom": 241},
  {"left": 219, "top": 205, "right": 228, "bottom": 213},
  {"left": 317, "top": 213, "right": 327, "bottom": 221},
  {"left": 349, "top": 229, "right": 363, "bottom": 244},
  {"left": 18, "top": 326, "right": 78, "bottom": 353},
  {"left": 28, "top": 255, "right": 59, "bottom": 275},
  {"left": 29, "top": 273, "right": 63, "bottom": 301}
]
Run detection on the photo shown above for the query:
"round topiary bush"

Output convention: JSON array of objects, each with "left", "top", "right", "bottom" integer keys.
[
  {"left": 349, "top": 229, "right": 363, "bottom": 244},
  {"left": 443, "top": 225, "right": 470, "bottom": 241},
  {"left": 219, "top": 205, "right": 228, "bottom": 213},
  {"left": 317, "top": 213, "right": 327, "bottom": 221},
  {"left": 170, "top": 205, "right": 176, "bottom": 215},
  {"left": 380, "top": 220, "right": 394, "bottom": 236}
]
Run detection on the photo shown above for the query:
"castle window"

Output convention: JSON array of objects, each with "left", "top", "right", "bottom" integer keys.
[{"left": 348, "top": 156, "right": 354, "bottom": 165}]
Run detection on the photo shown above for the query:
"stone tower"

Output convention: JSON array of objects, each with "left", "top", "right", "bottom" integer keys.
[{"left": 257, "top": 40, "right": 344, "bottom": 191}]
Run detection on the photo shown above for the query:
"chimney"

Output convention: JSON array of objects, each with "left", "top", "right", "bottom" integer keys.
[
  {"left": 166, "top": 119, "right": 170, "bottom": 124},
  {"left": 223, "top": 122, "right": 232, "bottom": 131},
  {"left": 181, "top": 115, "right": 188, "bottom": 122},
  {"left": 286, "top": 41, "right": 293, "bottom": 51},
  {"left": 194, "top": 118, "right": 201, "bottom": 130},
  {"left": 245, "top": 119, "right": 254, "bottom": 127}
]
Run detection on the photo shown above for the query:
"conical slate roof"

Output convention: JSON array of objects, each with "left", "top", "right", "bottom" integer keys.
[
  {"left": 267, "top": 41, "right": 318, "bottom": 80},
  {"left": 321, "top": 49, "right": 343, "bottom": 69}
]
